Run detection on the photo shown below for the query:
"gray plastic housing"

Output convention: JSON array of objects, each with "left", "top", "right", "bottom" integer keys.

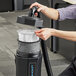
[{"left": 17, "top": 15, "right": 43, "bottom": 28}]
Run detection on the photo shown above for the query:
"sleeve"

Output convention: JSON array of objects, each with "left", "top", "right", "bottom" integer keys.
[{"left": 57, "top": 4, "right": 76, "bottom": 21}]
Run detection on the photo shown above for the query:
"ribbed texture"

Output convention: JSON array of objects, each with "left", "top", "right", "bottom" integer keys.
[{"left": 17, "top": 41, "right": 41, "bottom": 54}]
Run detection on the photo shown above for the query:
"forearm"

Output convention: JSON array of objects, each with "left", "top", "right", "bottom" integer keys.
[
  {"left": 30, "top": 2, "right": 59, "bottom": 20},
  {"left": 41, "top": 6, "right": 59, "bottom": 20},
  {"left": 30, "top": 3, "right": 76, "bottom": 21},
  {"left": 42, "top": 4, "right": 76, "bottom": 21},
  {"left": 52, "top": 29, "right": 76, "bottom": 41}
]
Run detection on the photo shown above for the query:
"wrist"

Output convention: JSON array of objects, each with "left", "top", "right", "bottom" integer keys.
[{"left": 50, "top": 29, "right": 57, "bottom": 36}]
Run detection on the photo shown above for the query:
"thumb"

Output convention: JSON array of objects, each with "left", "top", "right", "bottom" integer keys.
[{"left": 35, "top": 29, "right": 43, "bottom": 33}]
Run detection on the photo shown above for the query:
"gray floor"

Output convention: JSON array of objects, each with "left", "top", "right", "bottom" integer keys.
[{"left": 0, "top": 10, "right": 70, "bottom": 76}]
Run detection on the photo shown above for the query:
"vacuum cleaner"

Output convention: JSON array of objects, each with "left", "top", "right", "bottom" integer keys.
[{"left": 15, "top": 6, "right": 53, "bottom": 76}]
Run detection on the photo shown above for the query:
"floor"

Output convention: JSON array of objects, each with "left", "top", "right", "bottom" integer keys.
[{"left": 0, "top": 10, "right": 70, "bottom": 76}]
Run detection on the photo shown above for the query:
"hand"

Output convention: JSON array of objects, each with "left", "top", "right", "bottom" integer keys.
[
  {"left": 35, "top": 28, "right": 54, "bottom": 40},
  {"left": 30, "top": 2, "right": 48, "bottom": 13}
]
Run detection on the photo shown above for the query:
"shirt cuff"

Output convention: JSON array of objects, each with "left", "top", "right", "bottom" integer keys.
[
  {"left": 57, "top": 4, "right": 76, "bottom": 21},
  {"left": 57, "top": 8, "right": 66, "bottom": 21}
]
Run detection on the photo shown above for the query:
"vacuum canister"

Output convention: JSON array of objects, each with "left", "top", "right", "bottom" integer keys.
[{"left": 15, "top": 29, "right": 42, "bottom": 76}]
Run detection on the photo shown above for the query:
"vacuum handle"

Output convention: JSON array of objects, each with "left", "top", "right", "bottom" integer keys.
[{"left": 28, "top": 6, "right": 40, "bottom": 18}]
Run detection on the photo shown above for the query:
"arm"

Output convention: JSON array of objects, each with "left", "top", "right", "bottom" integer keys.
[
  {"left": 53, "top": 30, "right": 76, "bottom": 41},
  {"left": 30, "top": 2, "right": 76, "bottom": 41},
  {"left": 35, "top": 28, "right": 76, "bottom": 41},
  {"left": 30, "top": 2, "right": 59, "bottom": 20},
  {"left": 30, "top": 3, "right": 76, "bottom": 21}
]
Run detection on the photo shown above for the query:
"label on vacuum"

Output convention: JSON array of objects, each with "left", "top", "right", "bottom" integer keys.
[{"left": 30, "top": 64, "right": 35, "bottom": 76}]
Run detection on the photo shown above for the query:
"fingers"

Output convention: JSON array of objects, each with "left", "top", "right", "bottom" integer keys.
[
  {"left": 35, "top": 29, "right": 43, "bottom": 33},
  {"left": 35, "top": 29, "right": 47, "bottom": 40},
  {"left": 34, "top": 28, "right": 52, "bottom": 40},
  {"left": 36, "top": 32, "right": 46, "bottom": 40},
  {"left": 30, "top": 2, "right": 47, "bottom": 13},
  {"left": 30, "top": 2, "right": 41, "bottom": 9}
]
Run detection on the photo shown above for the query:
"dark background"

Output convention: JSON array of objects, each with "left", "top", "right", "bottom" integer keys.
[{"left": 0, "top": 0, "right": 14, "bottom": 12}]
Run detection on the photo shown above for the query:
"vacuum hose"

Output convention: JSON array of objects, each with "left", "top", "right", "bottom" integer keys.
[{"left": 41, "top": 40, "right": 53, "bottom": 76}]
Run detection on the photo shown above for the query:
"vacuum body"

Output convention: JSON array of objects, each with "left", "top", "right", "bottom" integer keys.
[
  {"left": 16, "top": 6, "right": 53, "bottom": 76},
  {"left": 15, "top": 30, "right": 42, "bottom": 76}
]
